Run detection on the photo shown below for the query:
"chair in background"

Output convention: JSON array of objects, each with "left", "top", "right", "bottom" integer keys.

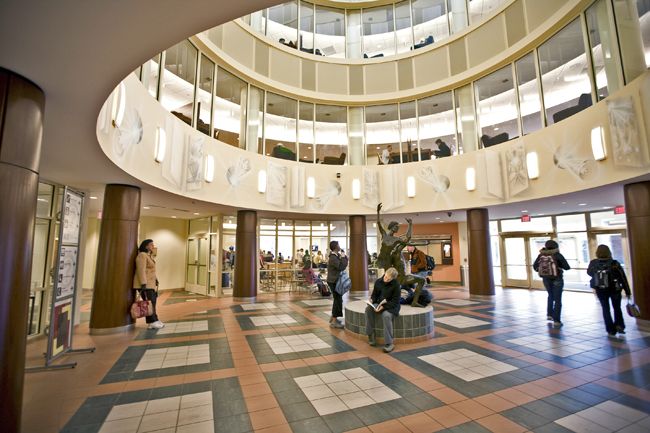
[
  {"left": 481, "top": 132, "right": 510, "bottom": 148},
  {"left": 322, "top": 153, "right": 346, "bottom": 165},
  {"left": 552, "top": 93, "right": 592, "bottom": 124}
]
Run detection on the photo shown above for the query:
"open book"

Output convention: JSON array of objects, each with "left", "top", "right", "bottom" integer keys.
[{"left": 365, "top": 300, "right": 383, "bottom": 312}]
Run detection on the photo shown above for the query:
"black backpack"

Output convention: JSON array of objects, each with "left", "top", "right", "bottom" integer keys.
[
  {"left": 537, "top": 255, "right": 558, "bottom": 278},
  {"left": 593, "top": 260, "right": 613, "bottom": 290},
  {"left": 425, "top": 255, "right": 436, "bottom": 271}
]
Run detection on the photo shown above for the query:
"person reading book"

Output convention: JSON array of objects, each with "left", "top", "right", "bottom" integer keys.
[{"left": 365, "top": 267, "right": 401, "bottom": 353}]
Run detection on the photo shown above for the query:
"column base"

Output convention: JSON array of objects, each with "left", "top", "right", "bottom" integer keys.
[
  {"left": 89, "top": 323, "right": 135, "bottom": 335},
  {"left": 233, "top": 296, "right": 256, "bottom": 302}
]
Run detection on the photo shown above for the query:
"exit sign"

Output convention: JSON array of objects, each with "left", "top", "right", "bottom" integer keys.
[
  {"left": 521, "top": 214, "right": 531, "bottom": 222},
  {"left": 614, "top": 206, "right": 625, "bottom": 215}
]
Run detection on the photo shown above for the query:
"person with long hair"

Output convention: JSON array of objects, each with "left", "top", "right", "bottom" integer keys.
[
  {"left": 133, "top": 239, "right": 164, "bottom": 329},
  {"left": 327, "top": 240, "right": 348, "bottom": 328},
  {"left": 587, "top": 244, "right": 631, "bottom": 336}
]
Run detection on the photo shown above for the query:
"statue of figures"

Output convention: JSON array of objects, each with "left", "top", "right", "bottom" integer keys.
[{"left": 376, "top": 203, "right": 427, "bottom": 307}]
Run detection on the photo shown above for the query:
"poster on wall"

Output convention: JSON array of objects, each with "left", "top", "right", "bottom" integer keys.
[
  {"left": 50, "top": 299, "right": 73, "bottom": 357},
  {"left": 56, "top": 246, "right": 78, "bottom": 301},
  {"left": 62, "top": 191, "right": 83, "bottom": 244},
  {"left": 607, "top": 96, "right": 649, "bottom": 168},
  {"left": 266, "top": 162, "right": 287, "bottom": 207}
]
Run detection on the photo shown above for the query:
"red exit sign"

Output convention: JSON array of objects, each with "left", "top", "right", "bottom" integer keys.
[
  {"left": 521, "top": 214, "right": 531, "bottom": 222},
  {"left": 614, "top": 206, "right": 625, "bottom": 215}
]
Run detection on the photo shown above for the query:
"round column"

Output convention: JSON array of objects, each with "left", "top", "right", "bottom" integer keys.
[
  {"left": 624, "top": 182, "right": 650, "bottom": 320},
  {"left": 0, "top": 68, "right": 44, "bottom": 433},
  {"left": 89, "top": 184, "right": 141, "bottom": 334},
  {"left": 349, "top": 215, "right": 369, "bottom": 293},
  {"left": 233, "top": 210, "right": 257, "bottom": 300},
  {"left": 467, "top": 208, "right": 495, "bottom": 296}
]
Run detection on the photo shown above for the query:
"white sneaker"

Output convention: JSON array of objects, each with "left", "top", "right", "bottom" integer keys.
[
  {"left": 147, "top": 323, "right": 158, "bottom": 329},
  {"left": 154, "top": 321, "right": 165, "bottom": 329}
]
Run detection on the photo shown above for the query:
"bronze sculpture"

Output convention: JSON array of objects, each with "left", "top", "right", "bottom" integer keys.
[{"left": 376, "top": 203, "right": 428, "bottom": 307}]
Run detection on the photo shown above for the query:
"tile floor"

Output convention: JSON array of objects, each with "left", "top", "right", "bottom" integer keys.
[{"left": 24, "top": 286, "right": 650, "bottom": 433}]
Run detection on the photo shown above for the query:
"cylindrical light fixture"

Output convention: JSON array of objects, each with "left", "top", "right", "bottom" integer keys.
[
  {"left": 465, "top": 167, "right": 476, "bottom": 191},
  {"left": 306, "top": 177, "right": 316, "bottom": 198},
  {"left": 407, "top": 176, "right": 416, "bottom": 198},
  {"left": 526, "top": 152, "right": 539, "bottom": 179},
  {"left": 352, "top": 178, "right": 361, "bottom": 199},
  {"left": 110, "top": 82, "right": 126, "bottom": 128},
  {"left": 154, "top": 127, "right": 166, "bottom": 163},
  {"left": 591, "top": 126, "right": 607, "bottom": 161},
  {"left": 204, "top": 154, "right": 215, "bottom": 183},
  {"left": 258, "top": 170, "right": 267, "bottom": 193}
]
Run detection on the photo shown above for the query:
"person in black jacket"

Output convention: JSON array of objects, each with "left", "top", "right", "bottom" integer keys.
[
  {"left": 533, "top": 240, "right": 571, "bottom": 327},
  {"left": 365, "top": 267, "right": 401, "bottom": 353},
  {"left": 327, "top": 240, "right": 348, "bottom": 329},
  {"left": 587, "top": 244, "right": 631, "bottom": 337}
]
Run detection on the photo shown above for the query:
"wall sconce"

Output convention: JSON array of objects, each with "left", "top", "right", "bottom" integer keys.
[
  {"left": 110, "top": 82, "right": 126, "bottom": 128},
  {"left": 154, "top": 127, "right": 166, "bottom": 163},
  {"left": 526, "top": 152, "right": 539, "bottom": 179},
  {"left": 352, "top": 178, "right": 361, "bottom": 200},
  {"left": 407, "top": 176, "right": 416, "bottom": 198},
  {"left": 306, "top": 177, "right": 315, "bottom": 198},
  {"left": 204, "top": 154, "right": 215, "bottom": 183},
  {"left": 591, "top": 126, "right": 607, "bottom": 161},
  {"left": 465, "top": 167, "right": 476, "bottom": 191},
  {"left": 258, "top": 170, "right": 267, "bottom": 193}
]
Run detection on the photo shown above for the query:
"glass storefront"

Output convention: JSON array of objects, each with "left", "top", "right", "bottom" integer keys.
[{"left": 494, "top": 210, "right": 629, "bottom": 292}]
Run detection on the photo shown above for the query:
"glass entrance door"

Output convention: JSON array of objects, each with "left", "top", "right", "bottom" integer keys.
[{"left": 504, "top": 237, "right": 529, "bottom": 287}]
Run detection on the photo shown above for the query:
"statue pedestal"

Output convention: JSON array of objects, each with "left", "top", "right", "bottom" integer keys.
[{"left": 344, "top": 300, "right": 434, "bottom": 344}]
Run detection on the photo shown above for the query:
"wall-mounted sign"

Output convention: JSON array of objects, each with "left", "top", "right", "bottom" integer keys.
[
  {"left": 614, "top": 206, "right": 625, "bottom": 215},
  {"left": 521, "top": 214, "right": 531, "bottom": 222}
]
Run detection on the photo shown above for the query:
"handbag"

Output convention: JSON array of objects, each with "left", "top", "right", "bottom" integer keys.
[
  {"left": 130, "top": 291, "right": 153, "bottom": 319},
  {"left": 626, "top": 299, "right": 641, "bottom": 318}
]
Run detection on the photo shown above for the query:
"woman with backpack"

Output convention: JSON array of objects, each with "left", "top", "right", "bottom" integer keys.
[
  {"left": 533, "top": 240, "right": 571, "bottom": 328},
  {"left": 587, "top": 245, "right": 631, "bottom": 337}
]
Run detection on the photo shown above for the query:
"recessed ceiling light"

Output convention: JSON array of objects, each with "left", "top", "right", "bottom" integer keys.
[
  {"left": 143, "top": 206, "right": 150, "bottom": 210},
  {"left": 171, "top": 216, "right": 177, "bottom": 219},
  {"left": 435, "top": 217, "right": 440, "bottom": 220},
  {"left": 537, "top": 213, "right": 545, "bottom": 216},
  {"left": 89, "top": 196, "right": 97, "bottom": 200},
  {"left": 521, "top": 210, "right": 528, "bottom": 213},
  {"left": 602, "top": 206, "right": 609, "bottom": 209},
  {"left": 193, "top": 212, "right": 199, "bottom": 215},
  {"left": 578, "top": 203, "right": 587, "bottom": 206},
  {"left": 561, "top": 201, "right": 567, "bottom": 204}
]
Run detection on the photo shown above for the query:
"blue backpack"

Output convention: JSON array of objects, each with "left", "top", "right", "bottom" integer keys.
[{"left": 335, "top": 271, "right": 351, "bottom": 295}]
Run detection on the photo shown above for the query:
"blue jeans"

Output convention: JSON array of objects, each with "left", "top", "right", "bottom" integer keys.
[
  {"left": 595, "top": 289, "right": 625, "bottom": 334},
  {"left": 543, "top": 278, "right": 563, "bottom": 322}
]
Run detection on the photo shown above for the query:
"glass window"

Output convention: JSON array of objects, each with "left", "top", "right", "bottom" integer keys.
[
  {"left": 395, "top": 1, "right": 413, "bottom": 54},
  {"left": 447, "top": 0, "right": 469, "bottom": 34},
  {"left": 412, "top": 0, "right": 448, "bottom": 48},
  {"left": 267, "top": 1, "right": 299, "bottom": 48},
  {"left": 197, "top": 55, "right": 214, "bottom": 137},
  {"left": 248, "top": 10, "right": 267, "bottom": 35},
  {"left": 418, "top": 92, "right": 456, "bottom": 158},
  {"left": 538, "top": 19, "right": 592, "bottom": 125},
  {"left": 141, "top": 54, "right": 161, "bottom": 99},
  {"left": 160, "top": 40, "right": 198, "bottom": 126},
  {"left": 330, "top": 221, "right": 348, "bottom": 254},
  {"left": 247, "top": 86, "right": 264, "bottom": 154},
  {"left": 298, "top": 102, "right": 315, "bottom": 163},
  {"left": 214, "top": 67, "right": 247, "bottom": 147},
  {"left": 500, "top": 217, "right": 553, "bottom": 232},
  {"left": 36, "top": 183, "right": 54, "bottom": 218},
  {"left": 315, "top": 105, "right": 348, "bottom": 164},
  {"left": 557, "top": 232, "right": 591, "bottom": 290},
  {"left": 489, "top": 220, "right": 499, "bottom": 236},
  {"left": 475, "top": 65, "right": 518, "bottom": 147},
  {"left": 299, "top": 2, "right": 315, "bottom": 53},
  {"left": 454, "top": 84, "right": 478, "bottom": 153},
  {"left": 400, "top": 101, "right": 418, "bottom": 162},
  {"left": 366, "top": 104, "right": 400, "bottom": 165},
  {"left": 515, "top": 52, "right": 543, "bottom": 135},
  {"left": 315, "top": 6, "right": 345, "bottom": 57},
  {"left": 586, "top": 0, "right": 620, "bottom": 100},
  {"left": 277, "top": 220, "right": 294, "bottom": 266},
  {"left": 468, "top": 0, "right": 507, "bottom": 25},
  {"left": 556, "top": 214, "right": 587, "bottom": 232},
  {"left": 266, "top": 92, "right": 297, "bottom": 161},
  {"left": 189, "top": 217, "right": 210, "bottom": 236},
  {"left": 363, "top": 5, "right": 395, "bottom": 58},
  {"left": 590, "top": 210, "right": 627, "bottom": 228},
  {"left": 310, "top": 221, "right": 328, "bottom": 256}
]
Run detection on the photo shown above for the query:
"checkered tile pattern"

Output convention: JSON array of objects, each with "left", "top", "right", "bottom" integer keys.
[
  {"left": 265, "top": 333, "right": 331, "bottom": 354},
  {"left": 436, "top": 299, "right": 480, "bottom": 306},
  {"left": 249, "top": 314, "right": 297, "bottom": 326},
  {"left": 99, "top": 391, "right": 213, "bottom": 433},
  {"left": 302, "top": 299, "right": 333, "bottom": 306},
  {"left": 240, "top": 303, "right": 278, "bottom": 311},
  {"left": 135, "top": 344, "right": 210, "bottom": 371},
  {"left": 435, "top": 315, "right": 490, "bottom": 328},
  {"left": 554, "top": 400, "right": 650, "bottom": 433},
  {"left": 418, "top": 348, "right": 517, "bottom": 381},
  {"left": 507, "top": 335, "right": 603, "bottom": 357},
  {"left": 155, "top": 320, "right": 209, "bottom": 335},
  {"left": 294, "top": 367, "right": 400, "bottom": 415}
]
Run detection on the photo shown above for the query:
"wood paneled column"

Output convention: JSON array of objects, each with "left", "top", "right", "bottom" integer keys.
[
  {"left": 349, "top": 215, "right": 369, "bottom": 293},
  {"left": 624, "top": 182, "right": 650, "bottom": 320},
  {"left": 89, "top": 184, "right": 141, "bottom": 334},
  {"left": 233, "top": 210, "right": 257, "bottom": 300},
  {"left": 467, "top": 208, "right": 495, "bottom": 296},
  {"left": 0, "top": 68, "right": 44, "bottom": 433}
]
